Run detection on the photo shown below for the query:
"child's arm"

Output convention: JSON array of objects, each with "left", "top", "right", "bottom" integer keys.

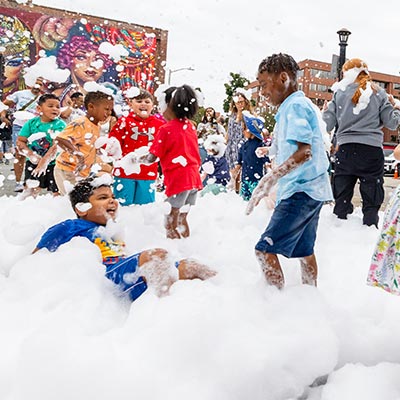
[
  {"left": 16, "top": 136, "right": 41, "bottom": 164},
  {"left": 246, "top": 142, "right": 311, "bottom": 215},
  {"left": 55, "top": 136, "right": 86, "bottom": 173},
  {"left": 32, "top": 143, "right": 59, "bottom": 177}
]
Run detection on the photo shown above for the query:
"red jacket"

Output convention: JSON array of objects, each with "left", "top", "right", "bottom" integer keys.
[
  {"left": 150, "top": 118, "right": 203, "bottom": 197},
  {"left": 109, "top": 113, "right": 165, "bottom": 180}
]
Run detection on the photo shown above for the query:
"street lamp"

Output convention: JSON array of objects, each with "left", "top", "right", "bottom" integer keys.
[
  {"left": 337, "top": 28, "right": 351, "bottom": 80},
  {"left": 167, "top": 66, "right": 194, "bottom": 85}
]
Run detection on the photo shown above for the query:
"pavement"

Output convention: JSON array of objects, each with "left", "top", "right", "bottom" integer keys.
[{"left": 0, "top": 158, "right": 399, "bottom": 208}]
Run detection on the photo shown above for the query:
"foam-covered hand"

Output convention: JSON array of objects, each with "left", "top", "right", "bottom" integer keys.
[
  {"left": 105, "top": 137, "right": 122, "bottom": 159},
  {"left": 32, "top": 157, "right": 49, "bottom": 177},
  {"left": 245, "top": 171, "right": 277, "bottom": 215}
]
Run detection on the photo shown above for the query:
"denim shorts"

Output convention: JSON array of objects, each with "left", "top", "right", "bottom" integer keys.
[{"left": 255, "top": 192, "right": 323, "bottom": 258}]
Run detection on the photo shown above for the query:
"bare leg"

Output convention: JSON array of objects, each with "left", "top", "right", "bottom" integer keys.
[
  {"left": 230, "top": 168, "right": 241, "bottom": 193},
  {"left": 178, "top": 212, "right": 190, "bottom": 238},
  {"left": 300, "top": 254, "right": 318, "bottom": 286},
  {"left": 164, "top": 207, "right": 181, "bottom": 239},
  {"left": 14, "top": 152, "right": 25, "bottom": 182},
  {"left": 31, "top": 187, "right": 41, "bottom": 199},
  {"left": 139, "top": 248, "right": 178, "bottom": 296},
  {"left": 177, "top": 258, "right": 217, "bottom": 280},
  {"left": 255, "top": 250, "right": 285, "bottom": 289}
]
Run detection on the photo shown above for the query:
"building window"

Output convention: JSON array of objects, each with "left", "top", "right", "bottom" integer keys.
[
  {"left": 374, "top": 81, "right": 388, "bottom": 89},
  {"left": 309, "top": 69, "right": 333, "bottom": 79},
  {"left": 309, "top": 83, "right": 329, "bottom": 92}
]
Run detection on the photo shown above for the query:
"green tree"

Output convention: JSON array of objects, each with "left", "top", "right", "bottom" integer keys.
[{"left": 223, "top": 72, "right": 251, "bottom": 113}]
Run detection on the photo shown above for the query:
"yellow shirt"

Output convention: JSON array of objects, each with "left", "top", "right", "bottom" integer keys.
[{"left": 56, "top": 116, "right": 100, "bottom": 177}]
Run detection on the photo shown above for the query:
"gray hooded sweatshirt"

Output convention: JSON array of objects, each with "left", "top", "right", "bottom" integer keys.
[{"left": 322, "top": 82, "right": 400, "bottom": 148}]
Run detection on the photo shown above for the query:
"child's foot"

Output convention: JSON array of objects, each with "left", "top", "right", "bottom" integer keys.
[
  {"left": 178, "top": 259, "right": 217, "bottom": 280},
  {"left": 166, "top": 228, "right": 181, "bottom": 239}
]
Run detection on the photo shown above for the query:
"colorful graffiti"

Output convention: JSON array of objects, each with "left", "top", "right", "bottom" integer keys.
[{"left": 0, "top": 6, "right": 159, "bottom": 105}]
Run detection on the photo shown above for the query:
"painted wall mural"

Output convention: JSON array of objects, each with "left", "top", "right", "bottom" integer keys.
[{"left": 0, "top": 6, "right": 160, "bottom": 106}]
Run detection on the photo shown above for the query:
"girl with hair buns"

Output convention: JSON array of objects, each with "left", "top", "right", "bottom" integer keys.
[
  {"left": 323, "top": 58, "right": 400, "bottom": 227},
  {"left": 225, "top": 88, "right": 253, "bottom": 193},
  {"left": 128, "top": 84, "right": 203, "bottom": 239}
]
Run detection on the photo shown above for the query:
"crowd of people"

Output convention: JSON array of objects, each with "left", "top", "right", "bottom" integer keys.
[{"left": 1, "top": 52, "right": 400, "bottom": 302}]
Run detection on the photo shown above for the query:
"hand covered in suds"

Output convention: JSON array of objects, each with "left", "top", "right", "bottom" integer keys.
[{"left": 245, "top": 171, "right": 278, "bottom": 215}]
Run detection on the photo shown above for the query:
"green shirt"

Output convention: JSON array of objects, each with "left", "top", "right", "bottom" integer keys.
[{"left": 19, "top": 116, "right": 66, "bottom": 164}]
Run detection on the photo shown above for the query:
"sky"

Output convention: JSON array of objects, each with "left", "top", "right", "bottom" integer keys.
[{"left": 26, "top": 0, "right": 400, "bottom": 112}]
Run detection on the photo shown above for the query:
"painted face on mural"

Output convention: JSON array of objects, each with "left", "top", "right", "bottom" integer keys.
[
  {"left": 3, "top": 55, "right": 26, "bottom": 86},
  {"left": 71, "top": 49, "right": 105, "bottom": 85}
]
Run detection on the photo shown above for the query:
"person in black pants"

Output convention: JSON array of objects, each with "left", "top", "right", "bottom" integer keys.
[
  {"left": 333, "top": 143, "right": 384, "bottom": 227},
  {"left": 323, "top": 58, "right": 400, "bottom": 227}
]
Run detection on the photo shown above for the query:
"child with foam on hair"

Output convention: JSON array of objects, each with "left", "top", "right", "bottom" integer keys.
[
  {"left": 200, "top": 134, "right": 230, "bottom": 196},
  {"left": 32, "top": 174, "right": 216, "bottom": 302}
]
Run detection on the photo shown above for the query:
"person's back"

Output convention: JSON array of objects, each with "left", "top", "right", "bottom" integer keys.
[
  {"left": 130, "top": 84, "right": 203, "bottom": 239},
  {"left": 323, "top": 82, "right": 400, "bottom": 148},
  {"left": 322, "top": 58, "right": 400, "bottom": 227}
]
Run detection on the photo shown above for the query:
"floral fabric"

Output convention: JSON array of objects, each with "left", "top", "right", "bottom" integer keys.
[{"left": 367, "top": 185, "right": 400, "bottom": 294}]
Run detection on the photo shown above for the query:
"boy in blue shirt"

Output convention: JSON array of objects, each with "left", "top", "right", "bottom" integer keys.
[
  {"left": 33, "top": 175, "right": 216, "bottom": 301},
  {"left": 246, "top": 53, "right": 333, "bottom": 289},
  {"left": 16, "top": 93, "right": 66, "bottom": 199}
]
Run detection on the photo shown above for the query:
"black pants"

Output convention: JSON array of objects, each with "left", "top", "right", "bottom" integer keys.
[{"left": 332, "top": 143, "right": 384, "bottom": 226}]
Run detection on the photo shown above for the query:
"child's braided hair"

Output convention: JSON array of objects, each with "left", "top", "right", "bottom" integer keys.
[{"left": 258, "top": 53, "right": 300, "bottom": 81}]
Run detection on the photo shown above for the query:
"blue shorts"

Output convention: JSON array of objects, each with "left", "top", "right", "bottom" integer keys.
[
  {"left": 255, "top": 192, "right": 323, "bottom": 258},
  {"left": 113, "top": 178, "right": 155, "bottom": 206},
  {"left": 105, "top": 253, "right": 147, "bottom": 301},
  {"left": 104, "top": 254, "right": 180, "bottom": 302}
]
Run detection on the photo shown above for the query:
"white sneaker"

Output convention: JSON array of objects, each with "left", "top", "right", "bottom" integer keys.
[{"left": 14, "top": 182, "right": 24, "bottom": 193}]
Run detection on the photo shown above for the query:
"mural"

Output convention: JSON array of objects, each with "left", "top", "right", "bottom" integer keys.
[{"left": 0, "top": 7, "right": 160, "bottom": 106}]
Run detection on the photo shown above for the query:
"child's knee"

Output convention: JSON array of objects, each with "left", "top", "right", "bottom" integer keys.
[{"left": 139, "top": 248, "right": 169, "bottom": 266}]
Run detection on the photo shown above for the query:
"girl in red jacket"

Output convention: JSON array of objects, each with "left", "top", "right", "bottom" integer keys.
[{"left": 129, "top": 84, "right": 203, "bottom": 239}]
